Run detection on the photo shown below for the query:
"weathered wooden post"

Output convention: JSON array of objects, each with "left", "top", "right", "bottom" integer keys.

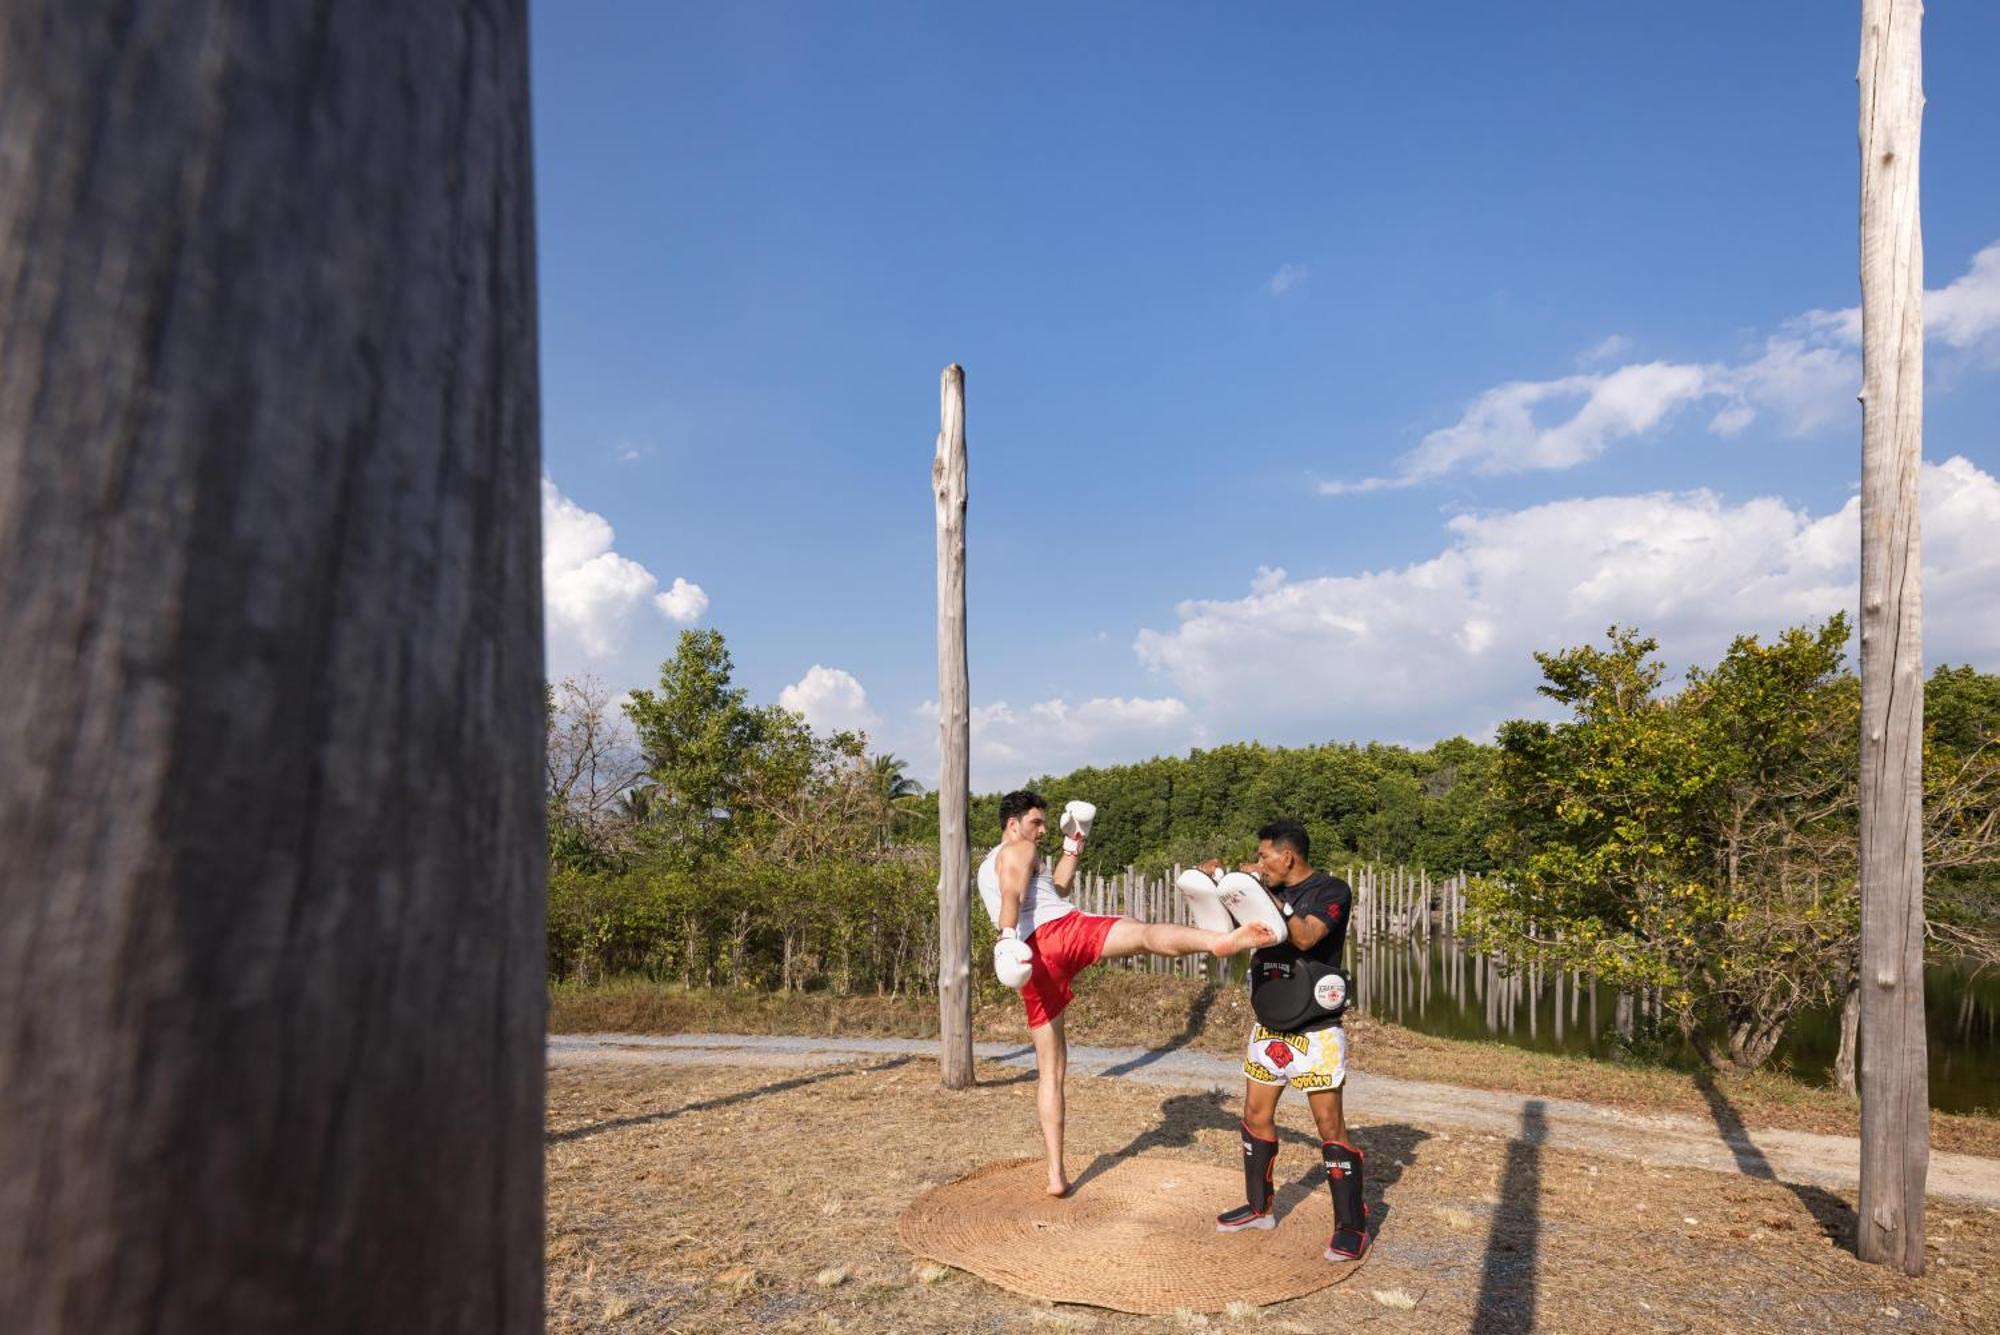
[
  {"left": 0, "top": 4, "right": 545, "bottom": 1330},
  {"left": 934, "top": 364, "right": 975, "bottom": 1089},
  {"left": 1856, "top": 0, "right": 1930, "bottom": 1275}
]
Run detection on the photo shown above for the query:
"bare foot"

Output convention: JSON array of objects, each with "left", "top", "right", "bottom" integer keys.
[
  {"left": 1213, "top": 922, "right": 1279, "bottom": 957},
  {"left": 1046, "top": 1175, "right": 1072, "bottom": 1198}
]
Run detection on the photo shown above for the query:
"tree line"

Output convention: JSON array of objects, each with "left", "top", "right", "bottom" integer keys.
[
  {"left": 1471, "top": 616, "right": 2000, "bottom": 1077},
  {"left": 548, "top": 622, "right": 2000, "bottom": 1079}
]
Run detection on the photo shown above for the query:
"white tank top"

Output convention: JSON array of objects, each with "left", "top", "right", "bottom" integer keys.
[{"left": 977, "top": 844, "right": 1076, "bottom": 941}]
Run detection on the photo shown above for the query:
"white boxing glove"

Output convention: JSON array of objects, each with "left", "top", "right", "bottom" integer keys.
[
  {"left": 1059, "top": 800, "right": 1096, "bottom": 856},
  {"left": 993, "top": 928, "right": 1033, "bottom": 989}
]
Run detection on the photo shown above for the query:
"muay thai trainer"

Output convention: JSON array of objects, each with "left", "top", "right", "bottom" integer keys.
[{"left": 1180, "top": 818, "right": 1366, "bottom": 1261}]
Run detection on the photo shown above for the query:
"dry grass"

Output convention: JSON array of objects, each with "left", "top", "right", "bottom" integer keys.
[
  {"left": 546, "top": 1055, "right": 2000, "bottom": 1332},
  {"left": 549, "top": 972, "right": 2000, "bottom": 1158}
]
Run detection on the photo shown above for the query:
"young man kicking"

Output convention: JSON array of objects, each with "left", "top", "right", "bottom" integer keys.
[
  {"left": 979, "top": 790, "right": 1275, "bottom": 1198},
  {"left": 1205, "top": 819, "right": 1368, "bottom": 1262}
]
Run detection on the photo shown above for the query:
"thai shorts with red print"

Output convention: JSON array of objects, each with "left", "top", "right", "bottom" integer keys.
[
  {"left": 1021, "top": 911, "right": 1120, "bottom": 1028},
  {"left": 1243, "top": 1021, "right": 1348, "bottom": 1092}
]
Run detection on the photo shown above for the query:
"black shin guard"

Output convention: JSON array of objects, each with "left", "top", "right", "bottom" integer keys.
[
  {"left": 1322, "top": 1139, "right": 1368, "bottom": 1259},
  {"left": 1242, "top": 1121, "right": 1279, "bottom": 1215}
]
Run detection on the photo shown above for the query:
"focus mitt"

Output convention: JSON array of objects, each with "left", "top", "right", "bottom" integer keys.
[
  {"left": 1216, "top": 871, "right": 1288, "bottom": 941},
  {"left": 1174, "top": 868, "right": 1239, "bottom": 934}
]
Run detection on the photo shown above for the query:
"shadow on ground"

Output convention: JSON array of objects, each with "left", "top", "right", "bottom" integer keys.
[
  {"left": 1471, "top": 1098, "right": 1546, "bottom": 1334},
  {"left": 1098, "top": 983, "right": 1223, "bottom": 1078},
  {"left": 1693, "top": 1066, "right": 1858, "bottom": 1249},
  {"left": 547, "top": 1055, "right": 912, "bottom": 1144},
  {"left": 1068, "top": 1086, "right": 1429, "bottom": 1246}
]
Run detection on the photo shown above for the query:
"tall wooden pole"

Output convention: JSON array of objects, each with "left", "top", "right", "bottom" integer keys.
[
  {"left": 0, "top": 4, "right": 545, "bottom": 1330},
  {"left": 934, "top": 365, "right": 974, "bottom": 1088},
  {"left": 1856, "top": 0, "right": 1929, "bottom": 1276}
]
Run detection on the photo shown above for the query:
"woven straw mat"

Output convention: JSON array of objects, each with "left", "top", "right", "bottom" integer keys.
[{"left": 898, "top": 1155, "right": 1363, "bottom": 1315}]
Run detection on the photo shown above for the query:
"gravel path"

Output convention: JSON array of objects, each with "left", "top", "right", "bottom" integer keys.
[{"left": 549, "top": 1031, "right": 2000, "bottom": 1207}]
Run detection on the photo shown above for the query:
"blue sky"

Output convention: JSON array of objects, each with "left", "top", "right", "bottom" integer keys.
[{"left": 532, "top": 3, "right": 2000, "bottom": 789}]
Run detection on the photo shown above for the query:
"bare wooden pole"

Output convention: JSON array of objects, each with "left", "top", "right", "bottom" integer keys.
[
  {"left": 1856, "top": 0, "right": 1929, "bottom": 1275},
  {"left": 0, "top": 4, "right": 545, "bottom": 1329},
  {"left": 934, "top": 364, "right": 974, "bottom": 1089}
]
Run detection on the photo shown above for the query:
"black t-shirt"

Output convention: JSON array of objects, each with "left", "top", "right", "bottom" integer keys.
[{"left": 1248, "top": 870, "right": 1352, "bottom": 1027}]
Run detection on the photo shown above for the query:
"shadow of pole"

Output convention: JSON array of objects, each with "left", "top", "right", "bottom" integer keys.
[
  {"left": 546, "top": 1055, "right": 911, "bottom": 1144},
  {"left": 1097, "top": 984, "right": 1221, "bottom": 1078},
  {"left": 1472, "top": 1098, "right": 1546, "bottom": 1334},
  {"left": 1691, "top": 1066, "right": 1856, "bottom": 1249}
]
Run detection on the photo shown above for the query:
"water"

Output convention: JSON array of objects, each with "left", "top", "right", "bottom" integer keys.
[{"left": 1344, "top": 935, "right": 2000, "bottom": 1116}]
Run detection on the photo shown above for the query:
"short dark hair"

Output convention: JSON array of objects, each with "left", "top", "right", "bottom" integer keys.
[
  {"left": 999, "top": 790, "right": 1047, "bottom": 831},
  {"left": 1257, "top": 819, "right": 1310, "bottom": 862}
]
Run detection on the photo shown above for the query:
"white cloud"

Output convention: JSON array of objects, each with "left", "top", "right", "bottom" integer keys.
[
  {"left": 913, "top": 694, "right": 1196, "bottom": 791},
  {"left": 1792, "top": 304, "right": 1862, "bottom": 346},
  {"left": 1797, "top": 241, "right": 2000, "bottom": 353},
  {"left": 1324, "top": 362, "right": 1711, "bottom": 494},
  {"left": 1709, "top": 327, "right": 1860, "bottom": 439},
  {"left": 542, "top": 478, "right": 704, "bottom": 663},
  {"left": 889, "top": 459, "right": 2000, "bottom": 786},
  {"left": 1927, "top": 241, "right": 2000, "bottom": 350},
  {"left": 779, "top": 665, "right": 881, "bottom": 736},
  {"left": 1580, "top": 334, "right": 1631, "bottom": 365},
  {"left": 1266, "top": 263, "right": 1308, "bottom": 297},
  {"left": 1150, "top": 457, "right": 2000, "bottom": 743},
  {"left": 654, "top": 577, "right": 709, "bottom": 623},
  {"left": 1326, "top": 241, "right": 2000, "bottom": 491}
]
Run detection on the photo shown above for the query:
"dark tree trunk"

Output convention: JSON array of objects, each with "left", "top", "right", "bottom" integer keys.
[
  {"left": 1728, "top": 1018, "right": 1787, "bottom": 1071},
  {"left": 0, "top": 4, "right": 544, "bottom": 1332},
  {"left": 1682, "top": 1015, "right": 1731, "bottom": 1074},
  {"left": 1835, "top": 969, "right": 1863, "bottom": 1098}
]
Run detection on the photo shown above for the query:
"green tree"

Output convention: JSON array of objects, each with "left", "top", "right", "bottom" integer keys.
[
  {"left": 1927, "top": 664, "right": 2000, "bottom": 754},
  {"left": 622, "top": 629, "right": 772, "bottom": 866},
  {"left": 1474, "top": 620, "right": 1861, "bottom": 1071},
  {"left": 1922, "top": 664, "right": 2000, "bottom": 960}
]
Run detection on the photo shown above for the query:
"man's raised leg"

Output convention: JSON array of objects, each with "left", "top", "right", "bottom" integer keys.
[
  {"left": 1029, "top": 1012, "right": 1071, "bottom": 1197},
  {"left": 1101, "top": 917, "right": 1270, "bottom": 961}
]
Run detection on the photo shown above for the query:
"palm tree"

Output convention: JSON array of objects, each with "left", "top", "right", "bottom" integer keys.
[
  {"left": 868, "top": 753, "right": 925, "bottom": 843},
  {"left": 870, "top": 753, "right": 923, "bottom": 802}
]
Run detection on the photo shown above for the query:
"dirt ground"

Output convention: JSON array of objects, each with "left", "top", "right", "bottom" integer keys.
[
  {"left": 545, "top": 1053, "right": 2000, "bottom": 1333},
  {"left": 548, "top": 973, "right": 2000, "bottom": 1159}
]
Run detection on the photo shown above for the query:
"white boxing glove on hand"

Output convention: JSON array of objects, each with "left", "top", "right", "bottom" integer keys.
[
  {"left": 1059, "top": 800, "right": 1096, "bottom": 856},
  {"left": 993, "top": 929, "right": 1033, "bottom": 989}
]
